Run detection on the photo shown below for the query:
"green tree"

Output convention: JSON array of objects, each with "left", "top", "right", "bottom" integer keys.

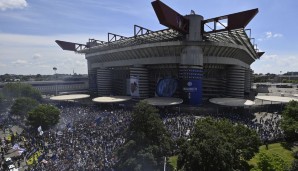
[
  {"left": 2, "top": 73, "right": 11, "bottom": 82},
  {"left": 116, "top": 101, "right": 172, "bottom": 171},
  {"left": 290, "top": 159, "right": 298, "bottom": 171},
  {"left": 2, "top": 83, "right": 42, "bottom": 101},
  {"left": 281, "top": 100, "right": 298, "bottom": 142},
  {"left": 177, "top": 118, "right": 261, "bottom": 171},
  {"left": 0, "top": 92, "right": 3, "bottom": 103},
  {"left": 11, "top": 97, "right": 39, "bottom": 119},
  {"left": 35, "top": 74, "right": 42, "bottom": 81},
  {"left": 253, "top": 152, "right": 289, "bottom": 171},
  {"left": 27, "top": 104, "right": 60, "bottom": 129}
]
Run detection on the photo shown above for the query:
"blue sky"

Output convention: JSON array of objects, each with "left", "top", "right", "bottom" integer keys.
[{"left": 0, "top": 0, "right": 297, "bottom": 75}]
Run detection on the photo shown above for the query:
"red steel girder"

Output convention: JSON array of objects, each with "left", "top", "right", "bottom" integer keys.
[
  {"left": 152, "top": 0, "right": 189, "bottom": 34},
  {"left": 55, "top": 40, "right": 86, "bottom": 51},
  {"left": 203, "top": 8, "right": 259, "bottom": 33}
]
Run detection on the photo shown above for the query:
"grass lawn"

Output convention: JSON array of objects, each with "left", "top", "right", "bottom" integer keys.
[{"left": 248, "top": 142, "right": 297, "bottom": 168}]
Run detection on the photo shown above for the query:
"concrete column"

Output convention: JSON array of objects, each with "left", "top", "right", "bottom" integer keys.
[
  {"left": 97, "top": 68, "right": 112, "bottom": 96},
  {"left": 185, "top": 14, "right": 203, "bottom": 41},
  {"left": 250, "top": 69, "right": 254, "bottom": 91},
  {"left": 87, "top": 60, "right": 98, "bottom": 97},
  {"left": 130, "top": 65, "right": 149, "bottom": 98},
  {"left": 244, "top": 68, "right": 251, "bottom": 93},
  {"left": 181, "top": 14, "right": 204, "bottom": 66},
  {"left": 226, "top": 65, "right": 245, "bottom": 98},
  {"left": 179, "top": 14, "right": 204, "bottom": 105}
]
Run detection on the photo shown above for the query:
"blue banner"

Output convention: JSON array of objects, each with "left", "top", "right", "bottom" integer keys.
[
  {"left": 180, "top": 79, "right": 202, "bottom": 105},
  {"left": 156, "top": 78, "right": 178, "bottom": 97},
  {"left": 179, "top": 68, "right": 203, "bottom": 105}
]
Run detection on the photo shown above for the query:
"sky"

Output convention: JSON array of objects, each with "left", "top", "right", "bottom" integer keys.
[{"left": 0, "top": 0, "right": 297, "bottom": 75}]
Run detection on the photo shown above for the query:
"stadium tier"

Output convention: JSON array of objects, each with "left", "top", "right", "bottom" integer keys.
[{"left": 56, "top": 0, "right": 264, "bottom": 105}]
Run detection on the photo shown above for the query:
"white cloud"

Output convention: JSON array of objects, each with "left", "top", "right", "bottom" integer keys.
[
  {"left": 257, "top": 32, "right": 283, "bottom": 42},
  {"left": 0, "top": 62, "right": 6, "bottom": 67},
  {"left": 252, "top": 54, "right": 298, "bottom": 74},
  {"left": 75, "top": 60, "right": 87, "bottom": 67},
  {"left": 12, "top": 59, "right": 28, "bottom": 65},
  {"left": 273, "top": 33, "right": 283, "bottom": 38},
  {"left": 257, "top": 38, "right": 263, "bottom": 42},
  {"left": 262, "top": 31, "right": 283, "bottom": 40},
  {"left": 265, "top": 32, "right": 272, "bottom": 38},
  {"left": 33, "top": 53, "right": 42, "bottom": 60},
  {"left": 261, "top": 54, "right": 278, "bottom": 61},
  {"left": 0, "top": 0, "right": 28, "bottom": 11},
  {"left": 0, "top": 33, "right": 104, "bottom": 74}
]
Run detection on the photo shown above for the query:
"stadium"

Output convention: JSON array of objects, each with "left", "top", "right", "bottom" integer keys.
[{"left": 56, "top": 0, "right": 264, "bottom": 105}]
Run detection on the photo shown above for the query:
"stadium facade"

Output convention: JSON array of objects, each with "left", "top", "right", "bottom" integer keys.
[{"left": 56, "top": 0, "right": 264, "bottom": 105}]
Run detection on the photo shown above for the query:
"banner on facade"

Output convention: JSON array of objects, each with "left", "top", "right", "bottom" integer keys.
[
  {"left": 129, "top": 77, "right": 140, "bottom": 97},
  {"left": 156, "top": 78, "right": 178, "bottom": 97}
]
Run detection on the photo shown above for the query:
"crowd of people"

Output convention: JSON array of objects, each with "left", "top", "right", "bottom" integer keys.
[
  {"left": 251, "top": 112, "right": 283, "bottom": 142},
  {"left": 163, "top": 113, "right": 196, "bottom": 140},
  {"left": 1, "top": 102, "right": 132, "bottom": 170},
  {"left": 0, "top": 101, "right": 284, "bottom": 171},
  {"left": 34, "top": 103, "right": 132, "bottom": 171},
  {"left": 205, "top": 111, "right": 283, "bottom": 142},
  {"left": 162, "top": 110, "right": 283, "bottom": 143}
]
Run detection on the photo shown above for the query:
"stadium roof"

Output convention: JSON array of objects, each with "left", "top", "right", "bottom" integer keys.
[
  {"left": 143, "top": 97, "right": 183, "bottom": 106},
  {"left": 58, "top": 28, "right": 259, "bottom": 59},
  {"left": 209, "top": 98, "right": 255, "bottom": 107},
  {"left": 92, "top": 96, "right": 132, "bottom": 103},
  {"left": 204, "top": 29, "right": 259, "bottom": 59},
  {"left": 255, "top": 96, "right": 298, "bottom": 103},
  {"left": 57, "top": 28, "right": 184, "bottom": 53},
  {"left": 50, "top": 94, "right": 90, "bottom": 101}
]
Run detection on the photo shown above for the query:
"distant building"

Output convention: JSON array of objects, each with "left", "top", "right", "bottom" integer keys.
[
  {"left": 274, "top": 72, "right": 298, "bottom": 82},
  {"left": 29, "top": 80, "right": 88, "bottom": 94},
  {"left": 0, "top": 76, "right": 89, "bottom": 95}
]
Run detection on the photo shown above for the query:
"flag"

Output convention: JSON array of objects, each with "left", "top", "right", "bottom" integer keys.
[
  {"left": 21, "top": 136, "right": 27, "bottom": 142},
  {"left": 51, "top": 154, "right": 57, "bottom": 161},
  {"left": 57, "top": 131, "right": 63, "bottom": 136},
  {"left": 37, "top": 126, "right": 42, "bottom": 132},
  {"left": 95, "top": 117, "right": 102, "bottom": 126},
  {"left": 66, "top": 122, "right": 71, "bottom": 128},
  {"left": 41, "top": 159, "right": 48, "bottom": 164},
  {"left": 38, "top": 154, "right": 44, "bottom": 162},
  {"left": 17, "top": 150, "right": 25, "bottom": 155},
  {"left": 26, "top": 150, "right": 41, "bottom": 165},
  {"left": 12, "top": 144, "right": 20, "bottom": 150},
  {"left": 186, "top": 129, "right": 190, "bottom": 136},
  {"left": 5, "top": 134, "right": 12, "bottom": 142}
]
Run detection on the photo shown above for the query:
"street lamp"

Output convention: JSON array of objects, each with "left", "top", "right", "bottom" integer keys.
[
  {"left": 53, "top": 67, "right": 57, "bottom": 95},
  {"left": 280, "top": 71, "right": 282, "bottom": 86}
]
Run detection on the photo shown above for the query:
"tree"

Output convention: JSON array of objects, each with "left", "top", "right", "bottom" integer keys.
[
  {"left": 0, "top": 92, "right": 3, "bottom": 103},
  {"left": 2, "top": 73, "right": 11, "bottom": 82},
  {"left": 177, "top": 118, "right": 261, "bottom": 171},
  {"left": 11, "top": 97, "right": 39, "bottom": 119},
  {"left": 27, "top": 104, "right": 60, "bottom": 129},
  {"left": 116, "top": 101, "right": 172, "bottom": 171},
  {"left": 2, "top": 83, "right": 42, "bottom": 101},
  {"left": 290, "top": 159, "right": 298, "bottom": 171},
  {"left": 252, "top": 152, "right": 289, "bottom": 171},
  {"left": 35, "top": 74, "right": 42, "bottom": 81},
  {"left": 281, "top": 100, "right": 298, "bottom": 142}
]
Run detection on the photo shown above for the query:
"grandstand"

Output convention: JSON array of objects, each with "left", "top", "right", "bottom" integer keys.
[{"left": 56, "top": 0, "right": 264, "bottom": 105}]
